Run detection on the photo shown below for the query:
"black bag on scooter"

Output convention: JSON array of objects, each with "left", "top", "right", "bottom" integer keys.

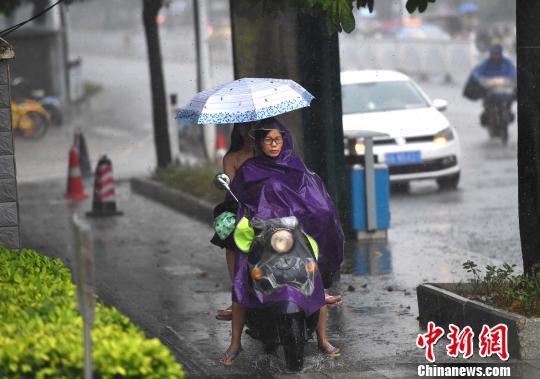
[{"left": 463, "top": 77, "right": 486, "bottom": 101}]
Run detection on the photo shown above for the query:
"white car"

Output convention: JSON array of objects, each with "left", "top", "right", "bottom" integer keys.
[{"left": 341, "top": 70, "right": 461, "bottom": 189}]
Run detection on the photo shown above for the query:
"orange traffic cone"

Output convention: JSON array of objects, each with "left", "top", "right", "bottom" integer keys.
[
  {"left": 215, "top": 130, "right": 227, "bottom": 165},
  {"left": 86, "top": 155, "right": 123, "bottom": 217},
  {"left": 65, "top": 145, "right": 88, "bottom": 200}
]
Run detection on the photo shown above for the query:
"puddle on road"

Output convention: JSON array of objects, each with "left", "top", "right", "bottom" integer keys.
[{"left": 342, "top": 241, "right": 393, "bottom": 277}]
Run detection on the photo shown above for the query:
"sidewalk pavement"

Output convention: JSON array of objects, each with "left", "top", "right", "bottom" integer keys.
[{"left": 18, "top": 179, "right": 540, "bottom": 378}]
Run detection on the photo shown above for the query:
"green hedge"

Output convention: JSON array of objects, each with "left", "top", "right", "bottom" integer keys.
[{"left": 0, "top": 247, "right": 185, "bottom": 379}]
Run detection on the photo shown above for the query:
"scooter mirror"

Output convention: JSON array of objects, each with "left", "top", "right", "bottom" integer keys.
[{"left": 214, "top": 173, "right": 231, "bottom": 191}]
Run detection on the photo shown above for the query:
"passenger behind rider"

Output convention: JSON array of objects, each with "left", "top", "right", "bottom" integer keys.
[{"left": 213, "top": 123, "right": 256, "bottom": 321}]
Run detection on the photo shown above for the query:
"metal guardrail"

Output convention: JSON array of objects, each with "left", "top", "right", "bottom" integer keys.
[{"left": 340, "top": 36, "right": 480, "bottom": 82}]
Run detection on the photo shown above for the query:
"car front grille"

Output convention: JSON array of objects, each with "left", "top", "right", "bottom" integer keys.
[
  {"left": 345, "top": 155, "right": 458, "bottom": 174},
  {"left": 346, "top": 134, "right": 436, "bottom": 148},
  {"left": 388, "top": 156, "right": 458, "bottom": 175},
  {"left": 373, "top": 138, "right": 396, "bottom": 145},
  {"left": 405, "top": 135, "right": 434, "bottom": 143},
  {"left": 371, "top": 135, "right": 434, "bottom": 145}
]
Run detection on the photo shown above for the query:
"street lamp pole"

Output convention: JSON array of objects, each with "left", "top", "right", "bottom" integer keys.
[{"left": 192, "top": 0, "right": 215, "bottom": 162}]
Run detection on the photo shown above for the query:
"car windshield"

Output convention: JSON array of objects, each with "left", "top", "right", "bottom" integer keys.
[{"left": 342, "top": 80, "right": 430, "bottom": 114}]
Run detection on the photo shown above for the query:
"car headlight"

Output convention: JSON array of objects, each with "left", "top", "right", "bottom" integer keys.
[
  {"left": 433, "top": 127, "right": 454, "bottom": 145},
  {"left": 271, "top": 229, "right": 294, "bottom": 253},
  {"left": 354, "top": 138, "right": 365, "bottom": 155}
]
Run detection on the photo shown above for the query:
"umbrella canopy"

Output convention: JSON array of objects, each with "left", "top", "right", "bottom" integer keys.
[{"left": 176, "top": 78, "right": 314, "bottom": 124}]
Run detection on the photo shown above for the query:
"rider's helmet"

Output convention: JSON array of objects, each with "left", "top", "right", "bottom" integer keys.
[{"left": 489, "top": 44, "right": 503, "bottom": 62}]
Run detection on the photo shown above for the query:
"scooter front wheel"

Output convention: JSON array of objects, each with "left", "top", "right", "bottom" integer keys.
[
  {"left": 262, "top": 340, "right": 278, "bottom": 354},
  {"left": 281, "top": 314, "right": 305, "bottom": 372}
]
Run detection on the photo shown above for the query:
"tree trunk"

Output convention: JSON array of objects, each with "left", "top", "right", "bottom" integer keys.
[
  {"left": 229, "top": 0, "right": 352, "bottom": 235},
  {"left": 296, "top": 13, "right": 352, "bottom": 237},
  {"left": 142, "top": 0, "right": 171, "bottom": 168},
  {"left": 517, "top": 1, "right": 540, "bottom": 273}
]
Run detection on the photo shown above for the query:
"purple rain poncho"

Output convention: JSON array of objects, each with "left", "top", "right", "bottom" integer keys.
[{"left": 228, "top": 119, "right": 344, "bottom": 316}]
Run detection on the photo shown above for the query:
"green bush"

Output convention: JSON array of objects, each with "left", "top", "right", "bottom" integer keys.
[
  {"left": 153, "top": 164, "right": 224, "bottom": 204},
  {"left": 462, "top": 260, "right": 540, "bottom": 317},
  {"left": 0, "top": 247, "right": 185, "bottom": 379}
]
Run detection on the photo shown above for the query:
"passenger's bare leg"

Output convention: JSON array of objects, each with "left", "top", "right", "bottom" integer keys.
[
  {"left": 316, "top": 305, "right": 329, "bottom": 343},
  {"left": 226, "top": 248, "right": 235, "bottom": 280},
  {"left": 316, "top": 305, "right": 341, "bottom": 356},
  {"left": 216, "top": 249, "right": 236, "bottom": 319},
  {"left": 219, "top": 302, "right": 245, "bottom": 364}
]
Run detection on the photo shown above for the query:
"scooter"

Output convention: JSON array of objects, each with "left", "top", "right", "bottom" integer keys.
[
  {"left": 479, "top": 76, "right": 516, "bottom": 145},
  {"left": 11, "top": 77, "right": 63, "bottom": 126},
  {"left": 11, "top": 100, "right": 50, "bottom": 140},
  {"left": 214, "top": 173, "right": 323, "bottom": 371},
  {"left": 32, "top": 90, "right": 63, "bottom": 126}
]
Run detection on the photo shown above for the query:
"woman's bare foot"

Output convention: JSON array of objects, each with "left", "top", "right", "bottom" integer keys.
[
  {"left": 219, "top": 344, "right": 242, "bottom": 365},
  {"left": 325, "top": 294, "right": 343, "bottom": 307},
  {"left": 318, "top": 339, "right": 341, "bottom": 357},
  {"left": 216, "top": 305, "right": 233, "bottom": 321}
]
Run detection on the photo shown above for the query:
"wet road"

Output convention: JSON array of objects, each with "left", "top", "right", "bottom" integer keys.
[
  {"left": 16, "top": 77, "right": 527, "bottom": 377},
  {"left": 387, "top": 80, "right": 521, "bottom": 282},
  {"left": 13, "top": 16, "right": 530, "bottom": 377}
]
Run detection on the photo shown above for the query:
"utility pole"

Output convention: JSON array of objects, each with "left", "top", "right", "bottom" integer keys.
[
  {"left": 47, "top": 0, "right": 69, "bottom": 107},
  {"left": 192, "top": 0, "right": 215, "bottom": 162},
  {"left": 516, "top": 1, "right": 540, "bottom": 273},
  {"left": 59, "top": 2, "right": 70, "bottom": 107}
]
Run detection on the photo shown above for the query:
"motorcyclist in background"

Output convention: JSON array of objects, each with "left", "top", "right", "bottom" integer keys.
[{"left": 463, "top": 44, "right": 517, "bottom": 143}]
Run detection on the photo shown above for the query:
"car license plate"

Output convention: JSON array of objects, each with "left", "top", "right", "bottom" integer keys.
[{"left": 384, "top": 151, "right": 422, "bottom": 165}]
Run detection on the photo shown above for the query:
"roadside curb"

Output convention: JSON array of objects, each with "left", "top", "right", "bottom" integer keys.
[
  {"left": 130, "top": 177, "right": 214, "bottom": 225},
  {"left": 417, "top": 283, "right": 540, "bottom": 360}
]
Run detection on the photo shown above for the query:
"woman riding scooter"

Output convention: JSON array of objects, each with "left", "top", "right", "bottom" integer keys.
[
  {"left": 212, "top": 123, "right": 342, "bottom": 321},
  {"left": 219, "top": 117, "right": 344, "bottom": 365}
]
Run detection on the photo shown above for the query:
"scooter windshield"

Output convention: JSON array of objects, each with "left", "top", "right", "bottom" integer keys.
[{"left": 248, "top": 217, "right": 318, "bottom": 297}]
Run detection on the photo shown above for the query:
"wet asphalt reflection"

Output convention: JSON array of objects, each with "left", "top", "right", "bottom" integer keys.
[{"left": 342, "top": 241, "right": 393, "bottom": 277}]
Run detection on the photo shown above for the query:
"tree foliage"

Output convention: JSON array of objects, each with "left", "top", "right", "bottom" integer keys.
[
  {"left": 299, "top": 0, "right": 437, "bottom": 33},
  {"left": 0, "top": 0, "right": 26, "bottom": 16}
]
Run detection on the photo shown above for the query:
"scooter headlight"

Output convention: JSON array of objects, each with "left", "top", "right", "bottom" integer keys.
[{"left": 271, "top": 229, "right": 294, "bottom": 253}]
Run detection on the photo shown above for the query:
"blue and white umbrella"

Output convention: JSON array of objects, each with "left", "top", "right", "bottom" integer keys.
[{"left": 176, "top": 78, "right": 314, "bottom": 124}]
